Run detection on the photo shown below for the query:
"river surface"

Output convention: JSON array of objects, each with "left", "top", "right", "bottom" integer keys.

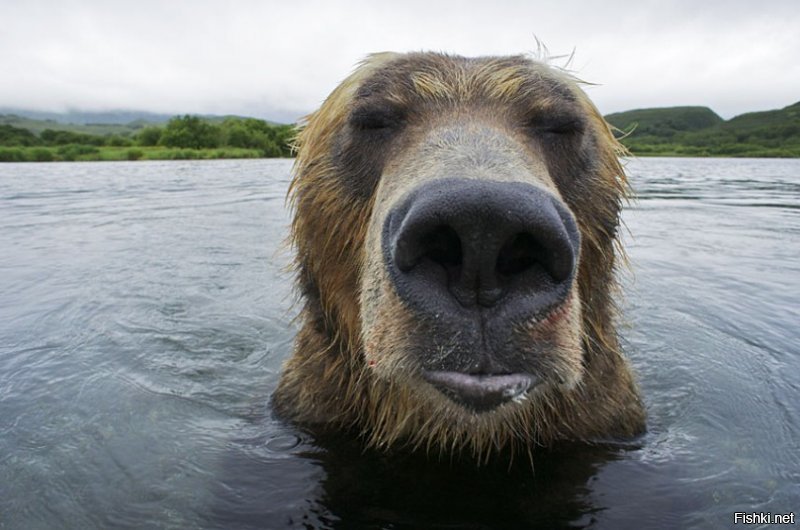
[{"left": 0, "top": 158, "right": 798, "bottom": 529}]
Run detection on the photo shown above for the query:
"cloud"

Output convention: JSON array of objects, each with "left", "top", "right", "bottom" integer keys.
[{"left": 1, "top": 0, "right": 797, "bottom": 121}]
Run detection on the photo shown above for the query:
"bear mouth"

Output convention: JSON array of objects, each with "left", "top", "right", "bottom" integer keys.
[{"left": 422, "top": 371, "right": 538, "bottom": 412}]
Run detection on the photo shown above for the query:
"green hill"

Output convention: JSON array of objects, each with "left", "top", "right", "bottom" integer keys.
[
  {"left": 605, "top": 102, "right": 800, "bottom": 157},
  {"left": 606, "top": 106, "right": 724, "bottom": 137}
]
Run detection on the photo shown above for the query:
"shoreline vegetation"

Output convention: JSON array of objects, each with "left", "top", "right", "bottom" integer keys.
[
  {"left": 0, "top": 114, "right": 294, "bottom": 162},
  {"left": 0, "top": 145, "right": 273, "bottom": 163},
  {"left": 1, "top": 101, "right": 799, "bottom": 162},
  {"left": 606, "top": 102, "right": 800, "bottom": 158}
]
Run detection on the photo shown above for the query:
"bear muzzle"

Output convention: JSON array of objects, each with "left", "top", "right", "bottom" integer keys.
[{"left": 382, "top": 178, "right": 581, "bottom": 411}]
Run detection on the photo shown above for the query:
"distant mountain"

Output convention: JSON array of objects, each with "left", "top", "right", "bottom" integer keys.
[
  {"left": 0, "top": 110, "right": 287, "bottom": 136},
  {"left": 604, "top": 102, "right": 800, "bottom": 157},
  {"left": 0, "top": 113, "right": 145, "bottom": 136},
  {"left": 0, "top": 108, "right": 175, "bottom": 126}
]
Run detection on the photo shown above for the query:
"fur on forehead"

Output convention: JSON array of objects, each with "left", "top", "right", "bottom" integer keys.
[
  {"left": 355, "top": 52, "right": 582, "bottom": 107},
  {"left": 296, "top": 50, "right": 625, "bottom": 167}
]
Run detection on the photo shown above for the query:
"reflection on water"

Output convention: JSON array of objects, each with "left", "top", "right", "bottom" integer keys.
[{"left": 0, "top": 158, "right": 798, "bottom": 528}]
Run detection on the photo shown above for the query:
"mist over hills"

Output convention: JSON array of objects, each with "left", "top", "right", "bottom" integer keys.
[
  {"left": 0, "top": 108, "right": 176, "bottom": 126},
  {"left": 0, "top": 109, "right": 284, "bottom": 136}
]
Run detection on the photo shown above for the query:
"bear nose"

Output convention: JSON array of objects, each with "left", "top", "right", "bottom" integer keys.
[{"left": 385, "top": 178, "right": 580, "bottom": 313}]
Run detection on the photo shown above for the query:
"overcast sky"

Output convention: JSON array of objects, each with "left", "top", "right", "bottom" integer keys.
[{"left": 1, "top": 0, "right": 798, "bottom": 122}]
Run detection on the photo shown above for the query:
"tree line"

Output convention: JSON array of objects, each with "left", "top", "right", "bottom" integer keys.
[
  {"left": 0, "top": 115, "right": 295, "bottom": 161},
  {"left": 606, "top": 103, "right": 800, "bottom": 158}
]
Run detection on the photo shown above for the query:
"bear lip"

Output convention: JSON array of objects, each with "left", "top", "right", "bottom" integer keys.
[
  {"left": 533, "top": 291, "right": 574, "bottom": 329},
  {"left": 422, "top": 371, "right": 537, "bottom": 412}
]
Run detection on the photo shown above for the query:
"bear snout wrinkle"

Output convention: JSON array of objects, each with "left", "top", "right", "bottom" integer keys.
[{"left": 385, "top": 178, "right": 581, "bottom": 317}]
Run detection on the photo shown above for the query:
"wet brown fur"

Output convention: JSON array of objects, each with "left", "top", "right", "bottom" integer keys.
[{"left": 273, "top": 52, "right": 645, "bottom": 461}]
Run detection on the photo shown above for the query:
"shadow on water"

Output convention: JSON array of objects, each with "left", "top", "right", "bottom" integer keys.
[{"left": 209, "top": 422, "right": 633, "bottom": 530}]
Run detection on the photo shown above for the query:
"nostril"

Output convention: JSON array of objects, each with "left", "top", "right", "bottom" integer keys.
[
  {"left": 386, "top": 179, "right": 580, "bottom": 317},
  {"left": 496, "top": 233, "right": 548, "bottom": 277},
  {"left": 422, "top": 225, "right": 462, "bottom": 270},
  {"left": 394, "top": 224, "right": 462, "bottom": 274}
]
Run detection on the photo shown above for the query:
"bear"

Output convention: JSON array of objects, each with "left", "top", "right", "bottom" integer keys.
[{"left": 273, "top": 51, "right": 645, "bottom": 461}]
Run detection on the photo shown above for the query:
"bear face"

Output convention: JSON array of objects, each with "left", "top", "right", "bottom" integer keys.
[{"left": 274, "top": 52, "right": 645, "bottom": 460}]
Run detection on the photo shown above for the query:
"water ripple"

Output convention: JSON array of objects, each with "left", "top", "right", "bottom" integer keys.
[{"left": 1, "top": 158, "right": 798, "bottom": 528}]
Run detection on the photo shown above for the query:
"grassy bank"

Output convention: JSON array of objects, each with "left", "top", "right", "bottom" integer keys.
[
  {"left": 619, "top": 143, "right": 800, "bottom": 158},
  {"left": 0, "top": 145, "right": 268, "bottom": 162}
]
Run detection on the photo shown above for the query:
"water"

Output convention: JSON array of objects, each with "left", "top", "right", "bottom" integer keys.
[{"left": 0, "top": 158, "right": 798, "bottom": 529}]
